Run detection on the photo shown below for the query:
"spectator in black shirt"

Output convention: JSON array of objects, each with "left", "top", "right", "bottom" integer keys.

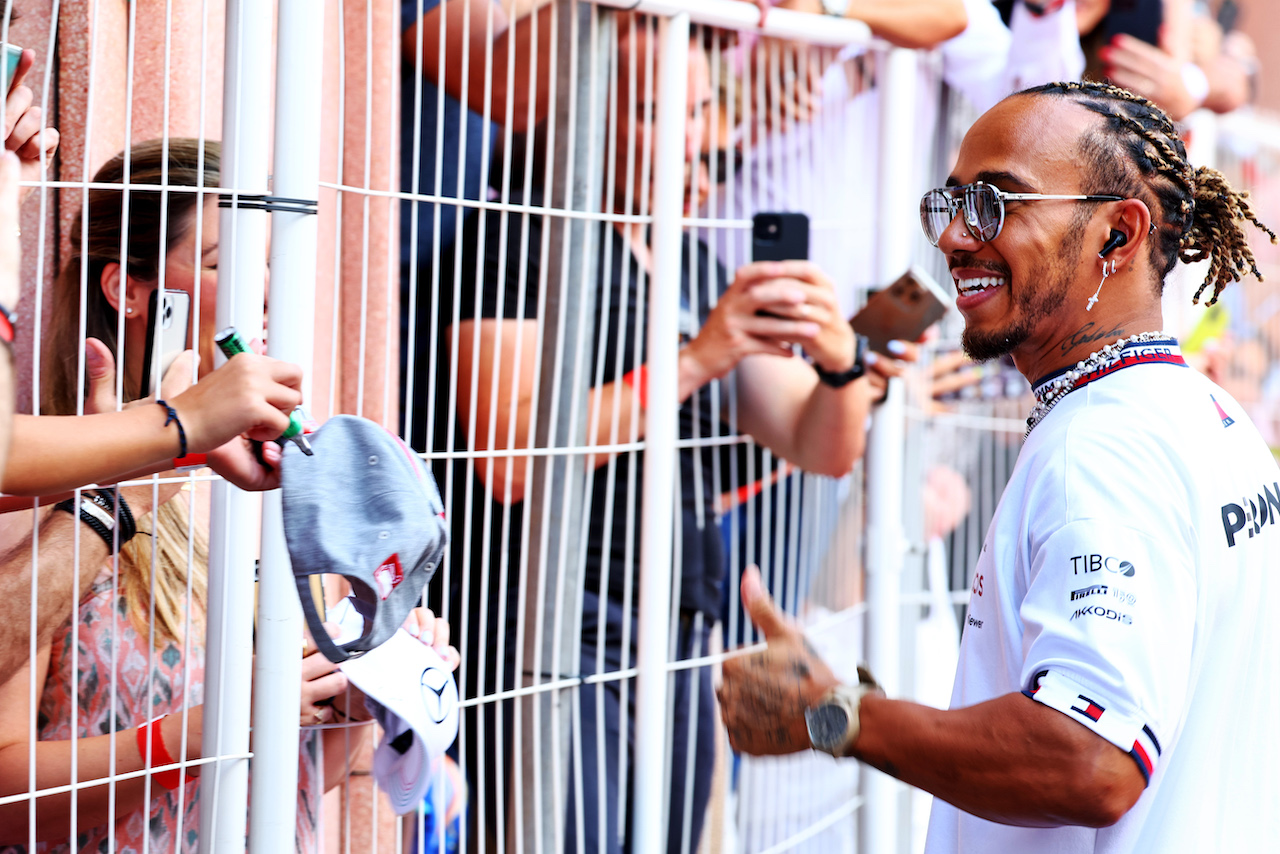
[{"left": 414, "top": 15, "right": 896, "bottom": 852}]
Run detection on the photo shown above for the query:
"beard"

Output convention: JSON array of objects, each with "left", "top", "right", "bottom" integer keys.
[{"left": 959, "top": 228, "right": 1085, "bottom": 362}]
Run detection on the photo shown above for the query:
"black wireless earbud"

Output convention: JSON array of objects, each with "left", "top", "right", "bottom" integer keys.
[{"left": 1099, "top": 230, "right": 1127, "bottom": 258}]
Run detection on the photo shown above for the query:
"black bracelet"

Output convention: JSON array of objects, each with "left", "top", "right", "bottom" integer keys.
[
  {"left": 156, "top": 399, "right": 188, "bottom": 459},
  {"left": 89, "top": 488, "right": 137, "bottom": 545},
  {"left": 814, "top": 334, "right": 868, "bottom": 388},
  {"left": 54, "top": 495, "right": 119, "bottom": 554}
]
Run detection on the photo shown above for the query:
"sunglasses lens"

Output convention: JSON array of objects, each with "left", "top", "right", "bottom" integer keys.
[
  {"left": 920, "top": 190, "right": 954, "bottom": 246},
  {"left": 963, "top": 184, "right": 1001, "bottom": 242}
]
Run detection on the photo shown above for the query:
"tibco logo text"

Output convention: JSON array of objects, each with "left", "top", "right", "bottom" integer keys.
[
  {"left": 1070, "top": 555, "right": 1135, "bottom": 577},
  {"left": 1222, "top": 483, "right": 1280, "bottom": 547}
]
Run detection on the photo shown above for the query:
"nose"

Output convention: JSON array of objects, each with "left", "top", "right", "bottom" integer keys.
[{"left": 936, "top": 206, "right": 982, "bottom": 255}]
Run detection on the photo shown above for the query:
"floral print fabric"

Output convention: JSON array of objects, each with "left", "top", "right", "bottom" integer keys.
[{"left": 1, "top": 570, "right": 319, "bottom": 854}]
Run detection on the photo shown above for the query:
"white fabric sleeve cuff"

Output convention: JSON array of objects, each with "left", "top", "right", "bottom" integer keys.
[{"left": 1024, "top": 669, "right": 1163, "bottom": 785}]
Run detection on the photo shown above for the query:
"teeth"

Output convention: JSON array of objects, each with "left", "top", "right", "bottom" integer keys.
[{"left": 954, "top": 275, "right": 1007, "bottom": 295}]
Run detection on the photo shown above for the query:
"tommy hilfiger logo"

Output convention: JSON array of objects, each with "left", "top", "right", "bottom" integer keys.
[
  {"left": 1211, "top": 395, "right": 1235, "bottom": 428},
  {"left": 1070, "top": 695, "right": 1105, "bottom": 722}
]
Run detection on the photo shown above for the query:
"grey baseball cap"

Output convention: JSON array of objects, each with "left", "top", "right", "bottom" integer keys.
[{"left": 281, "top": 414, "right": 448, "bottom": 663}]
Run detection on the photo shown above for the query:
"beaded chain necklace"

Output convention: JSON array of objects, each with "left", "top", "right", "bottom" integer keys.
[{"left": 1025, "top": 331, "right": 1172, "bottom": 438}]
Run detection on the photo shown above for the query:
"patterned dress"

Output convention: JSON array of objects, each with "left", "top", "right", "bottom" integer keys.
[{"left": 1, "top": 569, "right": 321, "bottom": 854}]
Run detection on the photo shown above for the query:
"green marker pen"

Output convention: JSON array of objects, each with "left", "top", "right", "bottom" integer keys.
[{"left": 214, "top": 326, "right": 314, "bottom": 456}]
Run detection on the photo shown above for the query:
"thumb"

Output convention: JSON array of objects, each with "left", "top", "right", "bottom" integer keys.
[
  {"left": 83, "top": 338, "right": 118, "bottom": 415},
  {"left": 741, "top": 565, "right": 793, "bottom": 640},
  {"left": 161, "top": 350, "right": 197, "bottom": 400}
]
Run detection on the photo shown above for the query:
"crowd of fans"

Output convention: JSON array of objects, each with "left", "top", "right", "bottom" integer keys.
[{"left": 0, "top": 0, "right": 1265, "bottom": 853}]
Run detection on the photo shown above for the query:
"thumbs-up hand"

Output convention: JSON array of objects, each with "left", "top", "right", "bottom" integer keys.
[{"left": 717, "top": 566, "right": 840, "bottom": 755}]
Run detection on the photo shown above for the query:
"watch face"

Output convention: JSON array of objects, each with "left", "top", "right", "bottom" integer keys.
[{"left": 807, "top": 704, "right": 850, "bottom": 751}]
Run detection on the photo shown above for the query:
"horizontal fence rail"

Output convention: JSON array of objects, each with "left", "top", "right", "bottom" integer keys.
[{"left": 0, "top": 2, "right": 1275, "bottom": 854}]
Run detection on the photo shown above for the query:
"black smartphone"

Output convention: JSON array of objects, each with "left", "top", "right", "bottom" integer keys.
[
  {"left": 1217, "top": 0, "right": 1239, "bottom": 35},
  {"left": 1104, "top": 0, "right": 1163, "bottom": 47},
  {"left": 751, "top": 212, "right": 809, "bottom": 263},
  {"left": 850, "top": 267, "right": 950, "bottom": 356},
  {"left": 139, "top": 288, "right": 192, "bottom": 396}
]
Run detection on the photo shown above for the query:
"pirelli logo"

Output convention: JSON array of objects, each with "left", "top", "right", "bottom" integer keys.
[
  {"left": 1070, "top": 584, "right": 1107, "bottom": 601},
  {"left": 1222, "top": 482, "right": 1280, "bottom": 547}
]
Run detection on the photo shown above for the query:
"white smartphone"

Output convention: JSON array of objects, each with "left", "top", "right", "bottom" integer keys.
[
  {"left": 140, "top": 289, "right": 192, "bottom": 396},
  {"left": 851, "top": 267, "right": 951, "bottom": 356}
]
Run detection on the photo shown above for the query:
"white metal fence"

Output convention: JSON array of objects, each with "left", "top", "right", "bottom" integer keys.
[{"left": 3, "top": 1, "right": 1280, "bottom": 853}]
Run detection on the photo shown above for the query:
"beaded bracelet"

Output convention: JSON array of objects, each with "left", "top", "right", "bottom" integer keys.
[
  {"left": 155, "top": 399, "right": 188, "bottom": 459},
  {"left": 89, "top": 488, "right": 137, "bottom": 545},
  {"left": 55, "top": 494, "right": 117, "bottom": 553}
]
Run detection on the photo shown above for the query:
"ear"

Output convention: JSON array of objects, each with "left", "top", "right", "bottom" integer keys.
[
  {"left": 98, "top": 262, "right": 151, "bottom": 319},
  {"left": 1100, "top": 198, "right": 1153, "bottom": 272}
]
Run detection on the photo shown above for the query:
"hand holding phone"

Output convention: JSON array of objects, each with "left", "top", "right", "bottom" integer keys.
[
  {"left": 1, "top": 45, "right": 61, "bottom": 197},
  {"left": 850, "top": 267, "right": 950, "bottom": 356},
  {"left": 1, "top": 44, "right": 20, "bottom": 96}
]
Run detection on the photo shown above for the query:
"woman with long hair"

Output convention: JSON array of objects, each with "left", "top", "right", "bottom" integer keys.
[{"left": 0, "top": 138, "right": 458, "bottom": 853}]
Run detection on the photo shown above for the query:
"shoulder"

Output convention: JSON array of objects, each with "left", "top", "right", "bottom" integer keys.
[{"left": 1025, "top": 378, "right": 1199, "bottom": 523}]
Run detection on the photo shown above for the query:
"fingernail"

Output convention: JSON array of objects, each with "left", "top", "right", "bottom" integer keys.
[
  {"left": 85, "top": 342, "right": 104, "bottom": 371},
  {"left": 864, "top": 350, "right": 879, "bottom": 366},
  {"left": 886, "top": 340, "right": 907, "bottom": 355}
]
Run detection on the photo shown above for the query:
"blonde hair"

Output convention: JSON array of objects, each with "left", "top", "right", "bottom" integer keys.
[{"left": 43, "top": 139, "right": 219, "bottom": 646}]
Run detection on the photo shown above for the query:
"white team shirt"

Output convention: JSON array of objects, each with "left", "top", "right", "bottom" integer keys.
[{"left": 925, "top": 339, "right": 1280, "bottom": 853}]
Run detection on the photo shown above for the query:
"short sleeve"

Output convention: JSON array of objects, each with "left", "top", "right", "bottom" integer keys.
[{"left": 1019, "top": 520, "right": 1196, "bottom": 785}]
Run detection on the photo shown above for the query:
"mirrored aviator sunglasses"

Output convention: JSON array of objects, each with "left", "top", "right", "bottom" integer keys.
[
  {"left": 920, "top": 184, "right": 1001, "bottom": 246},
  {"left": 919, "top": 182, "right": 1126, "bottom": 247}
]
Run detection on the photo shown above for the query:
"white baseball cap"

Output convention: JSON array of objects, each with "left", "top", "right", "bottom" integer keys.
[{"left": 337, "top": 621, "right": 460, "bottom": 814}]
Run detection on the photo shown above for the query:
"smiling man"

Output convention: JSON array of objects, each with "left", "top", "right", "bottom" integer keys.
[{"left": 717, "top": 80, "right": 1280, "bottom": 852}]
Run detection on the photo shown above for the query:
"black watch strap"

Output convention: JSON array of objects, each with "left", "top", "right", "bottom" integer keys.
[{"left": 814, "top": 334, "right": 868, "bottom": 388}]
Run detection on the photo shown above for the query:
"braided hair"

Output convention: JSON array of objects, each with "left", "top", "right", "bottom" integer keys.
[{"left": 1019, "top": 80, "right": 1276, "bottom": 306}]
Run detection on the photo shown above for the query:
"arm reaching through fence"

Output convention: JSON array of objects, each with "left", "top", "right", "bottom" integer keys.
[{"left": 0, "top": 341, "right": 302, "bottom": 498}]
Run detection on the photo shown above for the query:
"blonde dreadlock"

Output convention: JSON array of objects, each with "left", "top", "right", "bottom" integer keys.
[{"left": 1020, "top": 80, "right": 1276, "bottom": 306}]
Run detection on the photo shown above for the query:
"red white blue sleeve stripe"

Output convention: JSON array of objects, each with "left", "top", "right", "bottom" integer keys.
[{"left": 1023, "top": 669, "right": 1161, "bottom": 786}]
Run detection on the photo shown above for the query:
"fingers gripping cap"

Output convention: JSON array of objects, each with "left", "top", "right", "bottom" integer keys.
[{"left": 281, "top": 415, "right": 448, "bottom": 663}]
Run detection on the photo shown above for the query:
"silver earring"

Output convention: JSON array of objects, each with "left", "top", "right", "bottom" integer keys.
[
  {"left": 1086, "top": 259, "right": 1117, "bottom": 312},
  {"left": 126, "top": 307, "right": 133, "bottom": 315}
]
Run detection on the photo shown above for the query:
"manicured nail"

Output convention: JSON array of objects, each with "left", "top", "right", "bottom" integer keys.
[
  {"left": 864, "top": 350, "right": 879, "bottom": 366},
  {"left": 886, "top": 340, "right": 908, "bottom": 355}
]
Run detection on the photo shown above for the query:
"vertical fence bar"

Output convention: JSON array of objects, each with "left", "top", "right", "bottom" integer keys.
[
  {"left": 246, "top": 0, "right": 324, "bottom": 849},
  {"left": 632, "top": 12, "right": 688, "bottom": 853},
  {"left": 862, "top": 45, "right": 918, "bottom": 854},
  {"left": 200, "top": 1, "right": 274, "bottom": 849},
  {"left": 517, "top": 1, "right": 610, "bottom": 849}
]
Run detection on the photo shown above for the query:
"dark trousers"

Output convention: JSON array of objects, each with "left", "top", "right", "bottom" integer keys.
[{"left": 567, "top": 591, "right": 717, "bottom": 854}]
